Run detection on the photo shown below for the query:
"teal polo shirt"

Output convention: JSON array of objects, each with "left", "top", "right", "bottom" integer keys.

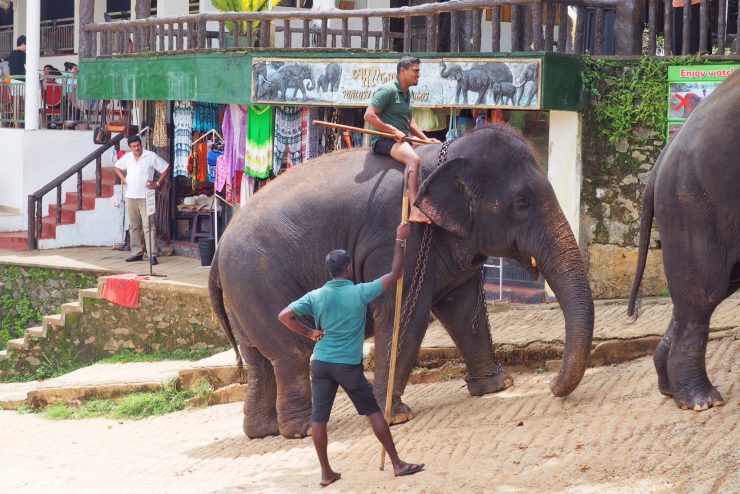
[
  {"left": 369, "top": 78, "right": 412, "bottom": 145},
  {"left": 289, "top": 278, "right": 383, "bottom": 365}
]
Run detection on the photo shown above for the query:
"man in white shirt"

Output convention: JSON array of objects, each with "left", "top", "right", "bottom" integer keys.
[{"left": 114, "top": 135, "right": 170, "bottom": 265}]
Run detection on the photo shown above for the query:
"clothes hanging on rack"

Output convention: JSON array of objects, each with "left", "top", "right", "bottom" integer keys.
[
  {"left": 207, "top": 148, "right": 222, "bottom": 183},
  {"left": 153, "top": 101, "right": 169, "bottom": 148},
  {"left": 221, "top": 104, "right": 247, "bottom": 191},
  {"left": 193, "top": 102, "right": 221, "bottom": 133},
  {"left": 306, "top": 107, "right": 325, "bottom": 160},
  {"left": 173, "top": 101, "right": 193, "bottom": 178},
  {"left": 245, "top": 105, "right": 274, "bottom": 179},
  {"left": 273, "top": 106, "right": 303, "bottom": 175}
]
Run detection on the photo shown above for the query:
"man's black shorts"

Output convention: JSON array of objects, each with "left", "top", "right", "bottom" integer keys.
[
  {"left": 372, "top": 137, "right": 396, "bottom": 157},
  {"left": 310, "top": 360, "right": 381, "bottom": 423}
]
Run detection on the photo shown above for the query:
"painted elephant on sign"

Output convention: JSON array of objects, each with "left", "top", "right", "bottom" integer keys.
[
  {"left": 629, "top": 70, "right": 739, "bottom": 411},
  {"left": 319, "top": 62, "right": 341, "bottom": 92},
  {"left": 514, "top": 61, "right": 539, "bottom": 106},
  {"left": 440, "top": 62, "right": 490, "bottom": 105},
  {"left": 266, "top": 63, "right": 316, "bottom": 101},
  {"left": 210, "top": 126, "right": 595, "bottom": 439},
  {"left": 492, "top": 82, "right": 517, "bottom": 105}
]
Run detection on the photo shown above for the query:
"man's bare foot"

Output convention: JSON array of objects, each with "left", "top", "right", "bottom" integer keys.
[
  {"left": 320, "top": 471, "right": 341, "bottom": 487},
  {"left": 409, "top": 207, "right": 431, "bottom": 224},
  {"left": 393, "top": 461, "right": 425, "bottom": 477}
]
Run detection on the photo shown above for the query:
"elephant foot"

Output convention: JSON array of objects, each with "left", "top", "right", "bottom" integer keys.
[
  {"left": 243, "top": 413, "right": 280, "bottom": 439},
  {"left": 466, "top": 367, "right": 514, "bottom": 396},
  {"left": 389, "top": 400, "right": 415, "bottom": 425},
  {"left": 673, "top": 385, "right": 725, "bottom": 411},
  {"left": 278, "top": 417, "right": 311, "bottom": 439}
]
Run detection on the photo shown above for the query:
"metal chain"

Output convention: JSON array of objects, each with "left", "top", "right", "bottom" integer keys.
[
  {"left": 464, "top": 266, "right": 503, "bottom": 382},
  {"left": 385, "top": 140, "right": 454, "bottom": 363}
]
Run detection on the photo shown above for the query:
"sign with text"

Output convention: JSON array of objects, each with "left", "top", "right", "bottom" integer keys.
[
  {"left": 666, "top": 64, "right": 738, "bottom": 140},
  {"left": 250, "top": 58, "right": 542, "bottom": 109},
  {"left": 145, "top": 189, "right": 156, "bottom": 217}
]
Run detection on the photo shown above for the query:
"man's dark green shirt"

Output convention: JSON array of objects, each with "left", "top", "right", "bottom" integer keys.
[{"left": 369, "top": 78, "right": 412, "bottom": 145}]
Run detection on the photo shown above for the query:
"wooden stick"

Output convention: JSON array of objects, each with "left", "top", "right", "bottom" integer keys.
[
  {"left": 313, "top": 120, "right": 432, "bottom": 146},
  {"left": 380, "top": 188, "right": 409, "bottom": 471}
]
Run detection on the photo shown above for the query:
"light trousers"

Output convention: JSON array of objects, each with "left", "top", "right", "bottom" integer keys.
[{"left": 126, "top": 198, "right": 155, "bottom": 259}]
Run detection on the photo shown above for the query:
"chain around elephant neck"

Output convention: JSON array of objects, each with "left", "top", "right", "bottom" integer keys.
[{"left": 391, "top": 140, "right": 454, "bottom": 361}]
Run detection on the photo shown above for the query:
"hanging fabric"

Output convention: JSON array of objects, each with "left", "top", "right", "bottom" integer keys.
[
  {"left": 173, "top": 101, "right": 193, "bottom": 177},
  {"left": 306, "top": 107, "right": 323, "bottom": 160},
  {"left": 207, "top": 148, "right": 222, "bottom": 183},
  {"left": 491, "top": 109, "right": 505, "bottom": 124},
  {"left": 245, "top": 105, "right": 274, "bottom": 179},
  {"left": 412, "top": 108, "right": 446, "bottom": 132},
  {"left": 222, "top": 104, "right": 248, "bottom": 189},
  {"left": 273, "top": 106, "right": 303, "bottom": 175},
  {"left": 193, "top": 102, "right": 221, "bottom": 133},
  {"left": 153, "top": 101, "right": 169, "bottom": 148}
]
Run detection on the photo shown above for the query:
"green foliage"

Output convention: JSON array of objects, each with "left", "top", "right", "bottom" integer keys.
[
  {"left": 37, "top": 379, "right": 214, "bottom": 420},
  {"left": 98, "top": 348, "right": 217, "bottom": 364},
  {"left": 211, "top": 0, "right": 282, "bottom": 34},
  {"left": 581, "top": 55, "right": 729, "bottom": 172}
]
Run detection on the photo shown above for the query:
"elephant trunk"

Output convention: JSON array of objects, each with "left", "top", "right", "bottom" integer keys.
[
  {"left": 440, "top": 62, "right": 450, "bottom": 78},
  {"left": 306, "top": 76, "right": 315, "bottom": 91},
  {"left": 530, "top": 208, "right": 594, "bottom": 396}
]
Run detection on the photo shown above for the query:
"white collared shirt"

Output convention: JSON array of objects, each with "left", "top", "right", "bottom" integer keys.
[{"left": 115, "top": 150, "right": 169, "bottom": 199}]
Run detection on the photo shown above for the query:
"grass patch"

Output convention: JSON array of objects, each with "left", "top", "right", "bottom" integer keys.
[
  {"left": 98, "top": 348, "right": 217, "bottom": 364},
  {"left": 37, "top": 379, "right": 214, "bottom": 420}
]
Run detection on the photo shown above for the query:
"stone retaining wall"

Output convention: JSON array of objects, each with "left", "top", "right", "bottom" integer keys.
[{"left": 0, "top": 265, "right": 101, "bottom": 350}]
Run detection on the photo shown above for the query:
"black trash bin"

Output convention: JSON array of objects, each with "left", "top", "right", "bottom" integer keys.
[{"left": 198, "top": 237, "right": 216, "bottom": 267}]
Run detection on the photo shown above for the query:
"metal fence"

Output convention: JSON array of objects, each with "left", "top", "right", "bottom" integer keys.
[
  {"left": 484, "top": 256, "right": 546, "bottom": 303},
  {"left": 40, "top": 17, "right": 75, "bottom": 54},
  {"left": 0, "top": 25, "right": 11, "bottom": 57},
  {"left": 1, "top": 74, "right": 109, "bottom": 129}
]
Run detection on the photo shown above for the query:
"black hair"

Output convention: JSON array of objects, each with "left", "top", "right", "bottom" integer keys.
[
  {"left": 64, "top": 62, "right": 77, "bottom": 71},
  {"left": 325, "top": 249, "right": 351, "bottom": 277},
  {"left": 16, "top": 35, "right": 26, "bottom": 47},
  {"left": 127, "top": 135, "right": 142, "bottom": 146},
  {"left": 397, "top": 55, "right": 420, "bottom": 75}
]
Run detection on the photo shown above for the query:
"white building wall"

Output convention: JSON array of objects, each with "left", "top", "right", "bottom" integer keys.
[
  {"left": 0, "top": 129, "right": 112, "bottom": 233},
  {"left": 547, "top": 110, "right": 582, "bottom": 243}
]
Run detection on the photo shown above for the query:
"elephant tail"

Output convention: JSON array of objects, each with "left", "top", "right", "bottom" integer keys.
[
  {"left": 627, "top": 173, "right": 656, "bottom": 318},
  {"left": 208, "top": 251, "right": 246, "bottom": 382}
]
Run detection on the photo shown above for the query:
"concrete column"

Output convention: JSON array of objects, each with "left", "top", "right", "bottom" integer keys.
[
  {"left": 24, "top": 0, "right": 40, "bottom": 131},
  {"left": 13, "top": 0, "right": 26, "bottom": 38},
  {"left": 74, "top": 0, "right": 80, "bottom": 53},
  {"left": 546, "top": 111, "right": 582, "bottom": 298}
]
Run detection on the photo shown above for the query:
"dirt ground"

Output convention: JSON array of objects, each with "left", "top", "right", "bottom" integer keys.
[{"left": 2, "top": 337, "right": 737, "bottom": 494}]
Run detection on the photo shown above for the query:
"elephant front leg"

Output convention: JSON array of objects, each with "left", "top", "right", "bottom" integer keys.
[
  {"left": 371, "top": 298, "right": 432, "bottom": 426},
  {"left": 668, "top": 308, "right": 725, "bottom": 411},
  {"left": 432, "top": 273, "right": 513, "bottom": 397}
]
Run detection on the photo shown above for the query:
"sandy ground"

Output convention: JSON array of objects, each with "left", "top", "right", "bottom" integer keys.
[{"left": 1, "top": 337, "right": 737, "bottom": 494}]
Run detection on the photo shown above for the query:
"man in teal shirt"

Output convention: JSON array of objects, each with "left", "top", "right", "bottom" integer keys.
[
  {"left": 278, "top": 221, "right": 424, "bottom": 487},
  {"left": 364, "top": 56, "right": 440, "bottom": 223}
]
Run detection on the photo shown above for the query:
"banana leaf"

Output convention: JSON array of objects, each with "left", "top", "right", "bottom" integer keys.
[{"left": 211, "top": 0, "right": 282, "bottom": 35}]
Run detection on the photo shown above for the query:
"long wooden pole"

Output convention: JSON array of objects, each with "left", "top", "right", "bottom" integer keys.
[
  {"left": 313, "top": 120, "right": 432, "bottom": 146},
  {"left": 379, "top": 188, "right": 409, "bottom": 471}
]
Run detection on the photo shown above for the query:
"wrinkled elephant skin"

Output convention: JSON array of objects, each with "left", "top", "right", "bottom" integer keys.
[
  {"left": 210, "top": 126, "right": 594, "bottom": 438},
  {"left": 629, "top": 70, "right": 739, "bottom": 411}
]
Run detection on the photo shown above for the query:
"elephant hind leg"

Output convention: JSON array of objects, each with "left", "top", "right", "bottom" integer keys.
[
  {"left": 653, "top": 318, "right": 675, "bottom": 397},
  {"left": 242, "top": 345, "right": 280, "bottom": 438},
  {"left": 273, "top": 358, "right": 313, "bottom": 438},
  {"left": 667, "top": 306, "right": 725, "bottom": 411}
]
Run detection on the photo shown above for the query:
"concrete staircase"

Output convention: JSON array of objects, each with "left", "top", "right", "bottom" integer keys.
[{"left": 0, "top": 168, "right": 119, "bottom": 251}]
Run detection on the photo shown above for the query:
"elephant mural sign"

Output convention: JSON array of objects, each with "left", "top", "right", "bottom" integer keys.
[{"left": 250, "top": 57, "right": 542, "bottom": 109}]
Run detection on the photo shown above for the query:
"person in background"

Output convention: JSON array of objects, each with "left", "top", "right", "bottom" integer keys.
[
  {"left": 0, "top": 57, "right": 9, "bottom": 78},
  {"left": 8, "top": 35, "right": 26, "bottom": 78},
  {"left": 113, "top": 135, "right": 170, "bottom": 265}
]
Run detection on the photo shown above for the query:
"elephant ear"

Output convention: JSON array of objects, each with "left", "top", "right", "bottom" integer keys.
[{"left": 416, "top": 158, "right": 475, "bottom": 237}]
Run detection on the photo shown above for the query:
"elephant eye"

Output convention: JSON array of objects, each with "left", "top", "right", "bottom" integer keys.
[{"left": 515, "top": 197, "right": 529, "bottom": 210}]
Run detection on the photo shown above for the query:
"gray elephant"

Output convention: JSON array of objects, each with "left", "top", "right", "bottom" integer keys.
[
  {"left": 514, "top": 61, "right": 539, "bottom": 106},
  {"left": 322, "top": 62, "right": 341, "bottom": 92},
  {"left": 210, "top": 126, "right": 595, "bottom": 439},
  {"left": 266, "top": 63, "right": 315, "bottom": 101},
  {"left": 440, "top": 62, "right": 490, "bottom": 105},
  {"left": 492, "top": 82, "right": 516, "bottom": 105},
  {"left": 629, "top": 70, "right": 739, "bottom": 411}
]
